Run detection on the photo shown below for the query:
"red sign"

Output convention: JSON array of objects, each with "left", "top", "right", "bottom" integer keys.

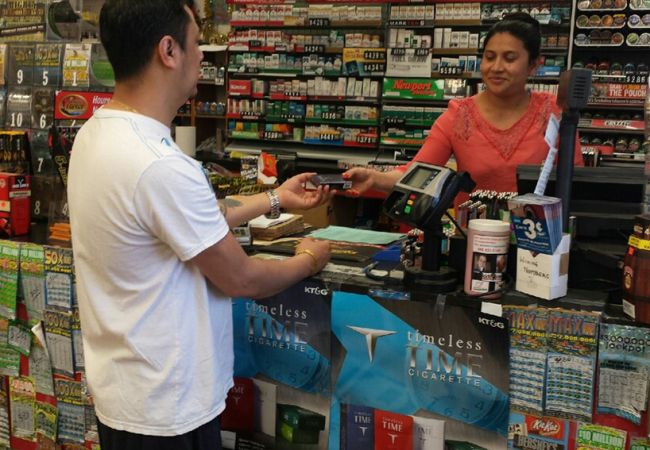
[
  {"left": 55, "top": 91, "right": 113, "bottom": 120},
  {"left": 589, "top": 83, "right": 647, "bottom": 105},
  {"left": 525, "top": 416, "right": 565, "bottom": 440},
  {"left": 229, "top": 79, "right": 252, "bottom": 96},
  {"left": 580, "top": 119, "right": 645, "bottom": 131}
]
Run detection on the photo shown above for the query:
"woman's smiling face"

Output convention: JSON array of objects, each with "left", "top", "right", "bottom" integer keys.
[{"left": 481, "top": 32, "right": 539, "bottom": 98}]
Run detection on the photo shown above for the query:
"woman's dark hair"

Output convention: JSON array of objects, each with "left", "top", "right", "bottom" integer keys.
[
  {"left": 100, "top": 0, "right": 196, "bottom": 82},
  {"left": 483, "top": 13, "right": 542, "bottom": 64}
]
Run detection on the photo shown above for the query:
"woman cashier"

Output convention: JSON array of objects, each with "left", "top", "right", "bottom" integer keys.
[{"left": 344, "top": 14, "right": 584, "bottom": 196}]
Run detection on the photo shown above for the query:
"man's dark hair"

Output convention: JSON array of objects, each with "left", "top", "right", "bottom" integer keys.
[
  {"left": 100, "top": 0, "right": 196, "bottom": 82},
  {"left": 483, "top": 13, "right": 542, "bottom": 64}
]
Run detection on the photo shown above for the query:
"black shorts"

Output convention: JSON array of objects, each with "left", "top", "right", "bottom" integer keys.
[{"left": 97, "top": 415, "right": 222, "bottom": 450}]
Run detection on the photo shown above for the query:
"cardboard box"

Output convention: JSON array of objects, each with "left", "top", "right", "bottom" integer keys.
[
  {"left": 443, "top": 28, "right": 452, "bottom": 48},
  {"left": 460, "top": 31, "right": 469, "bottom": 48},
  {"left": 0, "top": 173, "right": 31, "bottom": 237},
  {"left": 450, "top": 31, "right": 460, "bottom": 48},
  {"left": 434, "top": 29, "right": 443, "bottom": 48},
  {"left": 516, "top": 234, "right": 570, "bottom": 300}
]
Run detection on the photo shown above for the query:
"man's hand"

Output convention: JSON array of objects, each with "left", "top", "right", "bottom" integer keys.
[
  {"left": 342, "top": 168, "right": 375, "bottom": 197},
  {"left": 276, "top": 173, "right": 335, "bottom": 210},
  {"left": 296, "top": 236, "right": 331, "bottom": 274}
]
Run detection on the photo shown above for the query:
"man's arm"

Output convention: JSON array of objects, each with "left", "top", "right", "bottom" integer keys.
[
  {"left": 218, "top": 173, "right": 334, "bottom": 228},
  {"left": 218, "top": 194, "right": 275, "bottom": 229},
  {"left": 191, "top": 233, "right": 330, "bottom": 299}
]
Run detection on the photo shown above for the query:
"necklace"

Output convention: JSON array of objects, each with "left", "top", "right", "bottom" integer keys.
[{"left": 110, "top": 99, "right": 140, "bottom": 115}]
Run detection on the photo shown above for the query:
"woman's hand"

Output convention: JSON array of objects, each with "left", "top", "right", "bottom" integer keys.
[
  {"left": 276, "top": 173, "right": 335, "bottom": 210},
  {"left": 342, "top": 168, "right": 375, "bottom": 196}
]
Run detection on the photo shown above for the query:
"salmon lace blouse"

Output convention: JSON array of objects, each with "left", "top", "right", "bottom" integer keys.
[{"left": 399, "top": 91, "right": 584, "bottom": 193}]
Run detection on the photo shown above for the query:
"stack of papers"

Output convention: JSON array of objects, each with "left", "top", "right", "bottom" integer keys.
[
  {"left": 250, "top": 214, "right": 305, "bottom": 241},
  {"left": 508, "top": 194, "right": 563, "bottom": 255},
  {"left": 310, "top": 226, "right": 405, "bottom": 246}
]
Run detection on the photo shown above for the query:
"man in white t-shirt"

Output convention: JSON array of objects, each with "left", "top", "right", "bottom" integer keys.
[{"left": 67, "top": 1, "right": 333, "bottom": 449}]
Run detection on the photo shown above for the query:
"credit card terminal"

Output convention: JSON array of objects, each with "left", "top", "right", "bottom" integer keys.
[{"left": 383, "top": 162, "right": 475, "bottom": 229}]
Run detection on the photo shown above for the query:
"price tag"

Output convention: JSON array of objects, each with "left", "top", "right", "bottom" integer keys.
[
  {"left": 249, "top": 40, "right": 263, "bottom": 48},
  {"left": 363, "top": 63, "right": 385, "bottom": 73},
  {"left": 322, "top": 112, "right": 341, "bottom": 120},
  {"left": 388, "top": 19, "right": 425, "bottom": 26},
  {"left": 356, "top": 135, "right": 377, "bottom": 145},
  {"left": 8, "top": 323, "right": 31, "bottom": 356},
  {"left": 385, "top": 118, "right": 406, "bottom": 125},
  {"left": 263, "top": 131, "right": 284, "bottom": 140},
  {"left": 32, "top": 87, "right": 55, "bottom": 130},
  {"left": 285, "top": 91, "right": 303, "bottom": 99},
  {"left": 281, "top": 114, "right": 303, "bottom": 122},
  {"left": 626, "top": 74, "right": 648, "bottom": 84},
  {"left": 304, "top": 45, "right": 325, "bottom": 53},
  {"left": 308, "top": 18, "right": 330, "bottom": 27},
  {"left": 391, "top": 48, "right": 407, "bottom": 56},
  {"left": 414, "top": 48, "right": 430, "bottom": 57},
  {"left": 319, "top": 133, "right": 341, "bottom": 141},
  {"left": 245, "top": 67, "right": 260, "bottom": 74},
  {"left": 364, "top": 51, "right": 386, "bottom": 60},
  {"left": 241, "top": 112, "right": 261, "bottom": 120},
  {"left": 439, "top": 66, "right": 463, "bottom": 75},
  {"left": 275, "top": 44, "right": 288, "bottom": 52}
]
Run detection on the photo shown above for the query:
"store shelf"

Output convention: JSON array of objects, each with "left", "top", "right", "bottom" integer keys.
[
  {"left": 587, "top": 103, "right": 645, "bottom": 109},
  {"left": 229, "top": 19, "right": 382, "bottom": 28},
  {"left": 380, "top": 138, "right": 426, "bottom": 147},
  {"left": 433, "top": 19, "right": 484, "bottom": 26},
  {"left": 431, "top": 71, "right": 481, "bottom": 79},
  {"left": 382, "top": 98, "right": 453, "bottom": 105},
  {"left": 196, "top": 115, "right": 227, "bottom": 119},
  {"left": 579, "top": 127, "right": 646, "bottom": 134},
  {"left": 226, "top": 140, "right": 392, "bottom": 165},
  {"left": 540, "top": 47, "right": 571, "bottom": 54},
  {"left": 305, "top": 117, "right": 378, "bottom": 126},
  {"left": 199, "top": 45, "right": 228, "bottom": 52},
  {"left": 176, "top": 114, "right": 192, "bottom": 118},
  {"left": 432, "top": 48, "right": 480, "bottom": 55},
  {"left": 382, "top": 119, "right": 436, "bottom": 127},
  {"left": 198, "top": 79, "right": 225, "bottom": 85},
  {"left": 578, "top": 119, "right": 646, "bottom": 133},
  {"left": 229, "top": 45, "right": 345, "bottom": 54},
  {"left": 574, "top": 41, "right": 624, "bottom": 47},
  {"left": 304, "top": 138, "right": 377, "bottom": 148},
  {"left": 387, "top": 19, "right": 436, "bottom": 28}
]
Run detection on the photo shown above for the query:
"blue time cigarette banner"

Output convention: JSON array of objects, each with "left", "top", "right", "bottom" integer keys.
[
  {"left": 228, "top": 280, "right": 332, "bottom": 449},
  {"left": 328, "top": 292, "right": 510, "bottom": 450}
]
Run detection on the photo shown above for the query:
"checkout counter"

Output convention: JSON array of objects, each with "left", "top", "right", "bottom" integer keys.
[
  {"left": 220, "top": 162, "right": 646, "bottom": 450},
  {"left": 218, "top": 70, "right": 650, "bottom": 450}
]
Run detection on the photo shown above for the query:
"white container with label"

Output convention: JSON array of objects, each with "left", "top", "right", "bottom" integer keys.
[{"left": 464, "top": 219, "right": 510, "bottom": 298}]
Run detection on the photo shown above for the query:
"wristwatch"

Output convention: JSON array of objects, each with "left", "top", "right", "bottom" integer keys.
[{"left": 265, "top": 189, "right": 281, "bottom": 219}]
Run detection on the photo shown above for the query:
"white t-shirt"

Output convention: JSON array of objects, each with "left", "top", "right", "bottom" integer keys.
[{"left": 68, "top": 108, "right": 233, "bottom": 436}]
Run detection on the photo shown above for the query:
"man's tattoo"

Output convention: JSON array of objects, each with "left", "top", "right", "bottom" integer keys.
[{"left": 218, "top": 197, "right": 243, "bottom": 218}]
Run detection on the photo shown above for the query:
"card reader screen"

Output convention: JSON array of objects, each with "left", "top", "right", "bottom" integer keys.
[{"left": 403, "top": 167, "right": 440, "bottom": 190}]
